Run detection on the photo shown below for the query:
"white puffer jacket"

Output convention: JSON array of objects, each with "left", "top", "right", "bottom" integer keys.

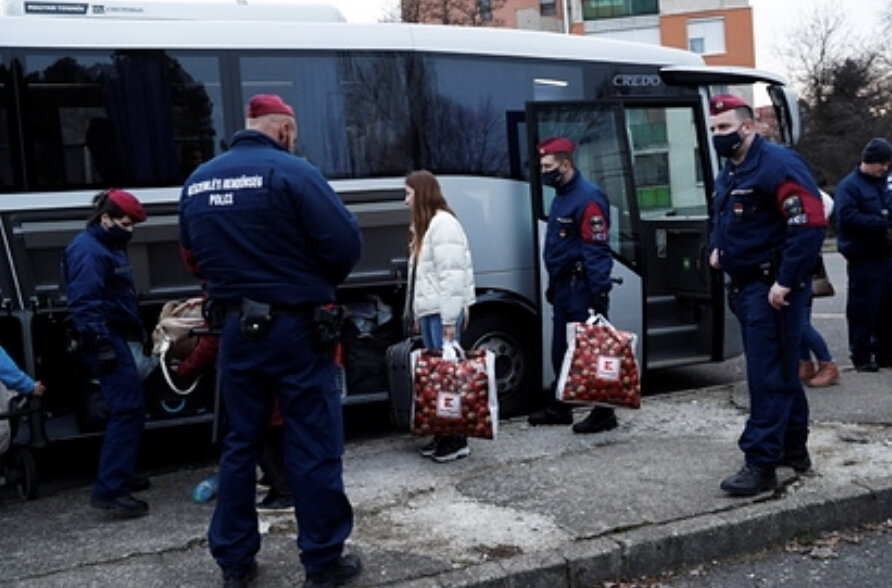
[{"left": 410, "top": 210, "right": 475, "bottom": 325}]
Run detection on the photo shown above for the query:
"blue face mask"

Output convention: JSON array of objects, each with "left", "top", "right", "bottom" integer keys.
[
  {"left": 712, "top": 124, "right": 744, "bottom": 158},
  {"left": 541, "top": 168, "right": 562, "bottom": 188}
]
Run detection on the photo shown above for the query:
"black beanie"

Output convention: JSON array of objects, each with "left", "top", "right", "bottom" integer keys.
[{"left": 861, "top": 138, "right": 892, "bottom": 164}]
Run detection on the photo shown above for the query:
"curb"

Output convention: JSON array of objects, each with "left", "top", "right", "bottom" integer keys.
[{"left": 382, "top": 476, "right": 892, "bottom": 587}]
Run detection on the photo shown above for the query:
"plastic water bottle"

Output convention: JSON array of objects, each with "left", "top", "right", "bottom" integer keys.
[{"left": 191, "top": 473, "right": 219, "bottom": 503}]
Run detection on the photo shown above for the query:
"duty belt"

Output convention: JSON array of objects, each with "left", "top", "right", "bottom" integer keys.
[
  {"left": 219, "top": 300, "right": 313, "bottom": 317},
  {"left": 555, "top": 260, "right": 586, "bottom": 283},
  {"left": 730, "top": 262, "right": 774, "bottom": 288}
]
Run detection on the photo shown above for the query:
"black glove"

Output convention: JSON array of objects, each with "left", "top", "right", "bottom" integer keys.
[{"left": 96, "top": 340, "right": 117, "bottom": 372}]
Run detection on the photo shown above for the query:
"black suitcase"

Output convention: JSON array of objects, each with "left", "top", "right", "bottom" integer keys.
[{"left": 386, "top": 337, "right": 422, "bottom": 429}]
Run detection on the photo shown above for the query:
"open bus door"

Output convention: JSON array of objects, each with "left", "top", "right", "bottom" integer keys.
[{"left": 526, "top": 98, "right": 725, "bottom": 378}]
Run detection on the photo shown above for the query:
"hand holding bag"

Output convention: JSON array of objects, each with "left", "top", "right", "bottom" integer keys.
[
  {"left": 811, "top": 255, "right": 835, "bottom": 298},
  {"left": 410, "top": 340, "right": 498, "bottom": 439},
  {"left": 556, "top": 313, "right": 641, "bottom": 409}
]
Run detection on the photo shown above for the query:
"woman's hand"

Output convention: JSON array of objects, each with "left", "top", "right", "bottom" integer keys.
[
  {"left": 33, "top": 381, "right": 46, "bottom": 397},
  {"left": 443, "top": 324, "right": 457, "bottom": 341}
]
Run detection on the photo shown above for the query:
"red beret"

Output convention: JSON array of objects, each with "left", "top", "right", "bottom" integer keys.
[
  {"left": 107, "top": 189, "right": 147, "bottom": 223},
  {"left": 246, "top": 94, "right": 295, "bottom": 118},
  {"left": 538, "top": 136, "right": 575, "bottom": 156},
  {"left": 709, "top": 94, "right": 750, "bottom": 115}
]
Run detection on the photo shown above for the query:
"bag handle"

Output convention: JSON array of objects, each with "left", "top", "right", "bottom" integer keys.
[
  {"left": 585, "top": 310, "right": 615, "bottom": 330},
  {"left": 441, "top": 338, "right": 466, "bottom": 362},
  {"left": 159, "top": 339, "right": 199, "bottom": 396}
]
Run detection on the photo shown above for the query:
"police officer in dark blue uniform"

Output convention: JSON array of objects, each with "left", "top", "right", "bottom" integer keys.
[
  {"left": 527, "top": 137, "right": 618, "bottom": 434},
  {"left": 708, "top": 95, "right": 827, "bottom": 496},
  {"left": 833, "top": 137, "right": 892, "bottom": 372},
  {"left": 63, "top": 189, "right": 150, "bottom": 517},
  {"left": 179, "top": 94, "right": 363, "bottom": 588}
]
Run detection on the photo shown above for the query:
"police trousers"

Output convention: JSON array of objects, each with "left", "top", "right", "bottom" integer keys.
[
  {"left": 209, "top": 312, "right": 352, "bottom": 578},
  {"left": 728, "top": 280, "right": 809, "bottom": 465},
  {"left": 81, "top": 332, "right": 145, "bottom": 501},
  {"left": 548, "top": 276, "right": 609, "bottom": 409},
  {"left": 845, "top": 256, "right": 892, "bottom": 365}
]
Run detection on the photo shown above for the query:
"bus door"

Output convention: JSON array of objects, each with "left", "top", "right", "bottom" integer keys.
[{"left": 526, "top": 100, "right": 724, "bottom": 376}]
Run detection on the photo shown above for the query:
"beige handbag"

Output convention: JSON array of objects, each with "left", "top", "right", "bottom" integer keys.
[
  {"left": 811, "top": 256, "right": 835, "bottom": 298},
  {"left": 151, "top": 298, "right": 206, "bottom": 394}
]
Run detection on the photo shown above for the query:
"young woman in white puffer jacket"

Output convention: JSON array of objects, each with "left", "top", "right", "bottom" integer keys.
[{"left": 404, "top": 170, "right": 476, "bottom": 463}]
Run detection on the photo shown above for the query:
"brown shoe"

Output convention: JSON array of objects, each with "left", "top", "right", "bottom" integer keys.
[
  {"left": 799, "top": 360, "right": 816, "bottom": 382},
  {"left": 808, "top": 361, "right": 839, "bottom": 387}
]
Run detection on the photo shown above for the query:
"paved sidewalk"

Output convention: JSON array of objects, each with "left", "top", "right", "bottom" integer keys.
[{"left": 2, "top": 368, "right": 891, "bottom": 587}]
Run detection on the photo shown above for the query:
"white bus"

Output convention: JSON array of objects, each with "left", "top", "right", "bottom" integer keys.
[{"left": 0, "top": 1, "right": 801, "bottom": 441}]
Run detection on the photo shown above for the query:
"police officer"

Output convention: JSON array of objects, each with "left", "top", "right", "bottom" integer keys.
[
  {"left": 833, "top": 137, "right": 892, "bottom": 372},
  {"left": 62, "top": 189, "right": 150, "bottom": 517},
  {"left": 527, "top": 137, "right": 618, "bottom": 434},
  {"left": 708, "top": 95, "right": 827, "bottom": 496},
  {"left": 179, "top": 94, "right": 363, "bottom": 588}
]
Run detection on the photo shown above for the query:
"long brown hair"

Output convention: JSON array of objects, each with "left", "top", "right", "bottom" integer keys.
[{"left": 406, "top": 170, "right": 455, "bottom": 256}]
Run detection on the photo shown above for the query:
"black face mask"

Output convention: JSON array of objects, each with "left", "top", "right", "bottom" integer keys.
[
  {"left": 712, "top": 124, "right": 745, "bottom": 158},
  {"left": 104, "top": 224, "right": 133, "bottom": 248},
  {"left": 541, "top": 168, "right": 562, "bottom": 188}
]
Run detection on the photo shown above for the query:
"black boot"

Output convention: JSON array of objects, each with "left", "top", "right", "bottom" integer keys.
[
  {"left": 781, "top": 447, "right": 812, "bottom": 473},
  {"left": 572, "top": 406, "right": 618, "bottom": 434},
  {"left": 527, "top": 408, "right": 572, "bottom": 426},
  {"left": 303, "top": 553, "right": 362, "bottom": 588},
  {"left": 720, "top": 463, "right": 777, "bottom": 496}
]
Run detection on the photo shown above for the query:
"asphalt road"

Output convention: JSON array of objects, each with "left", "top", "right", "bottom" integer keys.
[{"left": 612, "top": 520, "right": 892, "bottom": 588}]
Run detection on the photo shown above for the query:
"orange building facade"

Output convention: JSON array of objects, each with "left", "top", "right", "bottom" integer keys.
[{"left": 476, "top": 1, "right": 755, "bottom": 69}]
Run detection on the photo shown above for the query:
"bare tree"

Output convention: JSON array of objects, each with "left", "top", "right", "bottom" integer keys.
[
  {"left": 780, "top": 3, "right": 892, "bottom": 187},
  {"left": 400, "top": 0, "right": 507, "bottom": 27}
]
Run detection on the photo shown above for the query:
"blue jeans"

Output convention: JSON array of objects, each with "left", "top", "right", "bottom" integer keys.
[
  {"left": 419, "top": 313, "right": 463, "bottom": 350},
  {"left": 800, "top": 299, "right": 832, "bottom": 363}
]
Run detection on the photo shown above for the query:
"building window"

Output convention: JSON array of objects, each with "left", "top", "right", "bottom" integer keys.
[
  {"left": 582, "top": 0, "right": 658, "bottom": 21},
  {"left": 686, "top": 17, "right": 725, "bottom": 55},
  {"left": 540, "top": 0, "right": 556, "bottom": 17},
  {"left": 480, "top": 0, "right": 492, "bottom": 21}
]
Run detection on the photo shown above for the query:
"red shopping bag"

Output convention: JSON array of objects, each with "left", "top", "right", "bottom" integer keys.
[
  {"left": 556, "top": 314, "right": 641, "bottom": 409},
  {"left": 410, "top": 342, "right": 498, "bottom": 439}
]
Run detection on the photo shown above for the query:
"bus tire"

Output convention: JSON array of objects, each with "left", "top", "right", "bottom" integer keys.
[{"left": 461, "top": 312, "right": 535, "bottom": 418}]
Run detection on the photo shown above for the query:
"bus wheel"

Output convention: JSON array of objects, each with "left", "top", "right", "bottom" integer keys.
[{"left": 461, "top": 313, "right": 534, "bottom": 418}]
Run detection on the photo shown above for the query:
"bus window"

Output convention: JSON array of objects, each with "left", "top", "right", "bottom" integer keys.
[
  {"left": 627, "top": 106, "right": 707, "bottom": 218},
  {"left": 532, "top": 103, "right": 638, "bottom": 267},
  {"left": 20, "top": 50, "right": 223, "bottom": 189},
  {"left": 239, "top": 52, "right": 413, "bottom": 179},
  {"left": 0, "top": 55, "right": 14, "bottom": 189},
  {"left": 420, "top": 54, "right": 584, "bottom": 178}
]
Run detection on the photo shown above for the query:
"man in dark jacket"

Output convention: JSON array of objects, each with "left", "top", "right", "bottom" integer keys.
[
  {"left": 833, "top": 137, "right": 892, "bottom": 372},
  {"left": 527, "top": 136, "right": 618, "bottom": 435},
  {"left": 708, "top": 95, "right": 827, "bottom": 496},
  {"left": 179, "top": 94, "right": 363, "bottom": 588}
]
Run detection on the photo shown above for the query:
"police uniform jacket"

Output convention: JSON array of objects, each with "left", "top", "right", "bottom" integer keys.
[
  {"left": 544, "top": 170, "right": 613, "bottom": 296},
  {"left": 63, "top": 223, "right": 143, "bottom": 345},
  {"left": 833, "top": 166, "right": 892, "bottom": 260},
  {"left": 178, "top": 130, "right": 362, "bottom": 306},
  {"left": 409, "top": 210, "right": 476, "bottom": 325},
  {"left": 709, "top": 134, "right": 826, "bottom": 287}
]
